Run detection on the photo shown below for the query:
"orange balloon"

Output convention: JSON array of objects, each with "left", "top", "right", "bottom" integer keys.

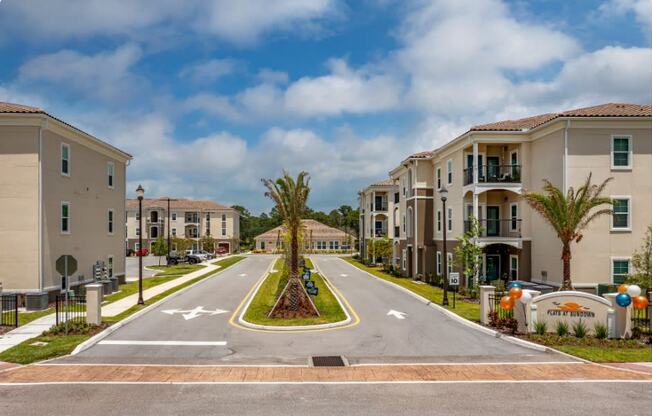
[
  {"left": 632, "top": 296, "right": 649, "bottom": 310},
  {"left": 617, "top": 284, "right": 629, "bottom": 294},
  {"left": 509, "top": 287, "right": 523, "bottom": 300},
  {"left": 500, "top": 295, "right": 514, "bottom": 310}
]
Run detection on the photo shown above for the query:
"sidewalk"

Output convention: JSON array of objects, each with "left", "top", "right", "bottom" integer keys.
[{"left": 0, "top": 314, "right": 56, "bottom": 354}]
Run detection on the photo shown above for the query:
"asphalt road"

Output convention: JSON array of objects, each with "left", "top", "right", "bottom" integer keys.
[
  {"left": 1, "top": 382, "right": 650, "bottom": 416},
  {"left": 56, "top": 254, "right": 570, "bottom": 365}
]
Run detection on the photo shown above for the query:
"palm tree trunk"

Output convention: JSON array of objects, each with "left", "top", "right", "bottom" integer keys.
[
  {"left": 290, "top": 228, "right": 299, "bottom": 277},
  {"left": 561, "top": 242, "right": 573, "bottom": 291}
]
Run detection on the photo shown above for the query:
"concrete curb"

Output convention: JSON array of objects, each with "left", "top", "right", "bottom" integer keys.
[
  {"left": 237, "top": 259, "right": 352, "bottom": 332},
  {"left": 71, "top": 258, "right": 244, "bottom": 355},
  {"left": 338, "top": 258, "right": 555, "bottom": 354}
]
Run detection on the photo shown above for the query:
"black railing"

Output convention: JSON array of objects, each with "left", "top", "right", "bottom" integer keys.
[
  {"left": 55, "top": 294, "right": 86, "bottom": 325},
  {"left": 464, "top": 165, "right": 522, "bottom": 185},
  {"left": 632, "top": 305, "right": 650, "bottom": 336},
  {"left": 373, "top": 203, "right": 388, "bottom": 212},
  {"left": 464, "top": 219, "right": 521, "bottom": 238},
  {"left": 1, "top": 294, "right": 18, "bottom": 328},
  {"left": 488, "top": 292, "right": 513, "bottom": 320},
  {"left": 374, "top": 230, "right": 387, "bottom": 238}
]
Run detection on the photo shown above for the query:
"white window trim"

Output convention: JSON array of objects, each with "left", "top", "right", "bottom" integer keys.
[
  {"left": 610, "top": 256, "right": 631, "bottom": 284},
  {"left": 510, "top": 254, "right": 519, "bottom": 280},
  {"left": 60, "top": 143, "right": 70, "bottom": 177},
  {"left": 610, "top": 195, "right": 632, "bottom": 232},
  {"left": 510, "top": 149, "right": 518, "bottom": 165},
  {"left": 509, "top": 202, "right": 518, "bottom": 231},
  {"left": 61, "top": 201, "right": 71, "bottom": 234},
  {"left": 436, "top": 209, "right": 442, "bottom": 233},
  {"left": 108, "top": 209, "right": 114, "bottom": 235},
  {"left": 447, "top": 207, "right": 453, "bottom": 232},
  {"left": 611, "top": 135, "right": 632, "bottom": 170},
  {"left": 436, "top": 167, "right": 441, "bottom": 190},
  {"left": 447, "top": 252, "right": 453, "bottom": 274},
  {"left": 107, "top": 161, "right": 115, "bottom": 189},
  {"left": 446, "top": 159, "right": 453, "bottom": 185},
  {"left": 436, "top": 251, "right": 442, "bottom": 275}
]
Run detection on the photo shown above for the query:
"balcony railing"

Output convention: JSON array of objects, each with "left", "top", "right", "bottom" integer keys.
[
  {"left": 374, "top": 230, "right": 388, "bottom": 238},
  {"left": 463, "top": 165, "right": 522, "bottom": 186},
  {"left": 372, "top": 203, "right": 388, "bottom": 212},
  {"left": 464, "top": 219, "right": 522, "bottom": 238}
]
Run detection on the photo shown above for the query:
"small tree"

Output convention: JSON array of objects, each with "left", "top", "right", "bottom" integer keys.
[
  {"left": 454, "top": 216, "right": 483, "bottom": 288},
  {"left": 626, "top": 225, "right": 652, "bottom": 291},
  {"left": 172, "top": 237, "right": 192, "bottom": 254},
  {"left": 200, "top": 235, "right": 216, "bottom": 253},
  {"left": 367, "top": 237, "right": 392, "bottom": 267},
  {"left": 151, "top": 236, "right": 168, "bottom": 265}
]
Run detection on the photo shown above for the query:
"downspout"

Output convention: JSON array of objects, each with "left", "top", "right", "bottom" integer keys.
[
  {"left": 563, "top": 120, "right": 570, "bottom": 193},
  {"left": 414, "top": 160, "right": 418, "bottom": 279},
  {"left": 38, "top": 123, "right": 44, "bottom": 292}
]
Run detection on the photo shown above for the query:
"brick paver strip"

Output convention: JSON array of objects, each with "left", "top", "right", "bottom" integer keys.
[{"left": 1, "top": 363, "right": 650, "bottom": 383}]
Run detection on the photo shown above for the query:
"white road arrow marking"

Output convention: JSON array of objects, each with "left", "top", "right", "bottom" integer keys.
[
  {"left": 340, "top": 274, "right": 348, "bottom": 277},
  {"left": 161, "top": 306, "right": 229, "bottom": 320},
  {"left": 239, "top": 273, "right": 247, "bottom": 277},
  {"left": 387, "top": 310, "right": 407, "bottom": 320}
]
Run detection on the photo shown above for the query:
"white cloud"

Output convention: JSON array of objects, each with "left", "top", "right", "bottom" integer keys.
[
  {"left": 17, "top": 44, "right": 143, "bottom": 103},
  {"left": 179, "top": 59, "right": 239, "bottom": 83},
  {"left": 598, "top": 0, "right": 652, "bottom": 30},
  {"left": 257, "top": 69, "right": 289, "bottom": 85}
]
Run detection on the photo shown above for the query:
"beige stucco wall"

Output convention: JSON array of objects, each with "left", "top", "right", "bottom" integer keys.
[
  {"left": 41, "top": 129, "right": 127, "bottom": 291},
  {"left": 0, "top": 126, "right": 40, "bottom": 291}
]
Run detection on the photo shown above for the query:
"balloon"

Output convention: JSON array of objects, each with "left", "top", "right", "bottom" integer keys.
[
  {"left": 632, "top": 296, "right": 649, "bottom": 310},
  {"left": 519, "top": 291, "right": 532, "bottom": 304},
  {"left": 500, "top": 295, "right": 514, "bottom": 310},
  {"left": 615, "top": 293, "right": 632, "bottom": 307},
  {"left": 509, "top": 287, "right": 523, "bottom": 300},
  {"left": 627, "top": 285, "right": 642, "bottom": 297},
  {"left": 508, "top": 282, "right": 522, "bottom": 289},
  {"left": 617, "top": 284, "right": 629, "bottom": 294}
]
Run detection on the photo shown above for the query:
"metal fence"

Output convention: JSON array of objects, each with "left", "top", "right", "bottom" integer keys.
[
  {"left": 1, "top": 294, "right": 19, "bottom": 328},
  {"left": 488, "top": 292, "right": 513, "bottom": 320},
  {"left": 631, "top": 306, "right": 650, "bottom": 336},
  {"left": 55, "top": 294, "right": 86, "bottom": 325}
]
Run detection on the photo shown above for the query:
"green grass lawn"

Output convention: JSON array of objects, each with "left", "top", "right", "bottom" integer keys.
[
  {"left": 554, "top": 346, "right": 652, "bottom": 363},
  {"left": 242, "top": 258, "right": 348, "bottom": 326},
  {"left": 148, "top": 263, "right": 205, "bottom": 276},
  {"left": 342, "top": 257, "right": 480, "bottom": 322},
  {"left": 17, "top": 308, "right": 54, "bottom": 326}
]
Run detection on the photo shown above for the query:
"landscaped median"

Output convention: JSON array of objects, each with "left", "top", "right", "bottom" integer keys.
[
  {"left": 0, "top": 256, "right": 245, "bottom": 365},
  {"left": 237, "top": 258, "right": 352, "bottom": 329}
]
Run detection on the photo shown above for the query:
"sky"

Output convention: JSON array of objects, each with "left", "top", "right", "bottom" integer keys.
[{"left": 1, "top": 0, "right": 651, "bottom": 214}]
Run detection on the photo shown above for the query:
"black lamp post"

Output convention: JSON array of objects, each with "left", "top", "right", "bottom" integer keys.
[
  {"left": 440, "top": 186, "right": 449, "bottom": 307},
  {"left": 136, "top": 184, "right": 145, "bottom": 305}
]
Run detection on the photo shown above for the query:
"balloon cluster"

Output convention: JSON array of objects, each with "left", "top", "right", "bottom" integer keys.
[
  {"left": 499, "top": 282, "right": 531, "bottom": 310},
  {"left": 615, "top": 284, "right": 649, "bottom": 309}
]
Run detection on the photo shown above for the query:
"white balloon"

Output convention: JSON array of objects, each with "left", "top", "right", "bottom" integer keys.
[
  {"left": 627, "top": 284, "right": 641, "bottom": 297},
  {"left": 519, "top": 291, "right": 532, "bottom": 304}
]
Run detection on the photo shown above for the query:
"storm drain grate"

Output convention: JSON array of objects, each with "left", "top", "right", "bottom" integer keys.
[{"left": 310, "top": 356, "right": 347, "bottom": 367}]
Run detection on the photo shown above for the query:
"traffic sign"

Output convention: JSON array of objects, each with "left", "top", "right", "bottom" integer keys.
[
  {"left": 56, "top": 255, "right": 77, "bottom": 276},
  {"left": 307, "top": 287, "right": 318, "bottom": 296},
  {"left": 449, "top": 272, "right": 460, "bottom": 286}
]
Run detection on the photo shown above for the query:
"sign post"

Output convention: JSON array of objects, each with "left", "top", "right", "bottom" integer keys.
[
  {"left": 56, "top": 255, "right": 77, "bottom": 335},
  {"left": 449, "top": 272, "right": 460, "bottom": 309}
]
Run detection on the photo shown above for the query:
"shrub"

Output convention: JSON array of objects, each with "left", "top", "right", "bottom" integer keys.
[
  {"left": 594, "top": 323, "right": 608, "bottom": 339},
  {"left": 555, "top": 321, "right": 569, "bottom": 337},
  {"left": 503, "top": 317, "right": 518, "bottom": 334},
  {"left": 43, "top": 321, "right": 99, "bottom": 336},
  {"left": 534, "top": 321, "right": 547, "bottom": 335},
  {"left": 572, "top": 320, "right": 587, "bottom": 338}
]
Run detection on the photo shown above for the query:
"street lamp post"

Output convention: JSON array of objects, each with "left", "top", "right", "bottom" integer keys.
[
  {"left": 440, "top": 186, "right": 449, "bottom": 307},
  {"left": 136, "top": 184, "right": 145, "bottom": 305}
]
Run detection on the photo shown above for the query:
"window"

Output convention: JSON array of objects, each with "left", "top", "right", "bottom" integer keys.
[
  {"left": 402, "top": 249, "right": 407, "bottom": 270},
  {"left": 447, "top": 207, "right": 452, "bottom": 232},
  {"left": 436, "top": 210, "right": 441, "bottom": 232},
  {"left": 108, "top": 209, "right": 114, "bottom": 234},
  {"left": 447, "top": 160, "right": 453, "bottom": 184},
  {"left": 436, "top": 252, "right": 442, "bottom": 275},
  {"left": 612, "top": 258, "right": 630, "bottom": 284},
  {"left": 447, "top": 253, "right": 453, "bottom": 274},
  {"left": 510, "top": 203, "right": 518, "bottom": 231},
  {"left": 107, "top": 162, "right": 114, "bottom": 188},
  {"left": 136, "top": 227, "right": 140, "bottom": 236},
  {"left": 136, "top": 211, "right": 140, "bottom": 221},
  {"left": 172, "top": 212, "right": 177, "bottom": 221},
  {"left": 135, "top": 243, "right": 140, "bottom": 251},
  {"left": 436, "top": 167, "right": 441, "bottom": 189},
  {"left": 172, "top": 228, "right": 177, "bottom": 237},
  {"left": 510, "top": 255, "right": 518, "bottom": 280},
  {"left": 394, "top": 192, "right": 399, "bottom": 204},
  {"left": 333, "top": 241, "right": 339, "bottom": 250},
  {"left": 61, "top": 143, "right": 70, "bottom": 176},
  {"left": 406, "top": 208, "right": 413, "bottom": 238},
  {"left": 611, "top": 197, "right": 631, "bottom": 230},
  {"left": 108, "top": 256, "right": 114, "bottom": 278},
  {"left": 61, "top": 202, "right": 70, "bottom": 234},
  {"left": 612, "top": 136, "right": 632, "bottom": 169}
]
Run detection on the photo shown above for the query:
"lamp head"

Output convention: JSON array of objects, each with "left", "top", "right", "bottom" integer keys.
[
  {"left": 136, "top": 184, "right": 145, "bottom": 200},
  {"left": 439, "top": 186, "right": 448, "bottom": 202}
]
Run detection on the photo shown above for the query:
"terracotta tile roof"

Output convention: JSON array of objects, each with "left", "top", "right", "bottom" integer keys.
[
  {"left": 471, "top": 103, "right": 651, "bottom": 132},
  {"left": 372, "top": 179, "right": 395, "bottom": 187},
  {"left": 408, "top": 151, "right": 433, "bottom": 159},
  {"left": 126, "top": 198, "right": 235, "bottom": 212},
  {"left": 0, "top": 102, "right": 44, "bottom": 114},
  {"left": 255, "top": 219, "right": 354, "bottom": 240}
]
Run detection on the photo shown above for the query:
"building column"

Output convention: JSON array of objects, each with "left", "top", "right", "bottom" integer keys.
[{"left": 472, "top": 141, "right": 479, "bottom": 185}]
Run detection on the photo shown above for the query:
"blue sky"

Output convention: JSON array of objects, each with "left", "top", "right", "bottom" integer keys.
[{"left": 1, "top": 0, "right": 650, "bottom": 213}]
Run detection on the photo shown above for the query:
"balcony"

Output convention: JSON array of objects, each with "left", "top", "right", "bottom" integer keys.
[
  {"left": 464, "top": 219, "right": 522, "bottom": 239},
  {"left": 372, "top": 202, "right": 388, "bottom": 212},
  {"left": 374, "top": 230, "right": 388, "bottom": 238},
  {"left": 463, "top": 165, "right": 521, "bottom": 186}
]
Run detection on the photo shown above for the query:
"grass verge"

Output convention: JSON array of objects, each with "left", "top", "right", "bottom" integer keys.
[
  {"left": 523, "top": 334, "right": 652, "bottom": 363},
  {"left": 0, "top": 256, "right": 245, "bottom": 364},
  {"left": 242, "top": 258, "right": 347, "bottom": 326},
  {"left": 342, "top": 257, "right": 480, "bottom": 322}
]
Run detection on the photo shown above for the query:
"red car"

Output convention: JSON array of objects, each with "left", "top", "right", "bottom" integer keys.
[{"left": 136, "top": 248, "right": 149, "bottom": 257}]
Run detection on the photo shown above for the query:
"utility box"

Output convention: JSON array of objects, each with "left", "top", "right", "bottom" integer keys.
[{"left": 26, "top": 291, "right": 49, "bottom": 311}]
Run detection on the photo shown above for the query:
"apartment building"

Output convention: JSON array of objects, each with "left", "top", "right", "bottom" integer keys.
[
  {"left": 358, "top": 179, "right": 399, "bottom": 262},
  {"left": 371, "top": 103, "right": 651, "bottom": 291},
  {"left": 0, "top": 102, "right": 132, "bottom": 308},
  {"left": 255, "top": 219, "right": 354, "bottom": 253},
  {"left": 126, "top": 198, "right": 240, "bottom": 254}
]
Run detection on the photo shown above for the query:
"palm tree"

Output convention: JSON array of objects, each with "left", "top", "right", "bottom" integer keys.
[
  {"left": 262, "top": 171, "right": 319, "bottom": 317},
  {"left": 522, "top": 174, "right": 612, "bottom": 291}
]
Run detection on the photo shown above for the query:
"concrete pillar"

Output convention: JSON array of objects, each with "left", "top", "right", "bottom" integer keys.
[
  {"left": 480, "top": 285, "right": 495, "bottom": 325},
  {"left": 86, "top": 283, "right": 103, "bottom": 325},
  {"left": 604, "top": 293, "right": 632, "bottom": 338},
  {"left": 515, "top": 289, "right": 540, "bottom": 333},
  {"left": 472, "top": 141, "right": 479, "bottom": 185}
]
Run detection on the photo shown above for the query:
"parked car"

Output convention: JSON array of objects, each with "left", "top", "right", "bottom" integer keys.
[
  {"left": 126, "top": 248, "right": 134, "bottom": 257},
  {"left": 136, "top": 248, "right": 149, "bottom": 257},
  {"left": 185, "top": 250, "right": 208, "bottom": 263},
  {"left": 199, "top": 250, "right": 215, "bottom": 260},
  {"left": 166, "top": 250, "right": 204, "bottom": 265}
]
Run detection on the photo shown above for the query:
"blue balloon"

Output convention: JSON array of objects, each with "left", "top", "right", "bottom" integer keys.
[
  {"left": 508, "top": 282, "right": 522, "bottom": 289},
  {"left": 616, "top": 293, "right": 632, "bottom": 307}
]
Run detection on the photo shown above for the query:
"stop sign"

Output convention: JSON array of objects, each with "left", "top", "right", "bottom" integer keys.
[{"left": 56, "top": 255, "right": 77, "bottom": 276}]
